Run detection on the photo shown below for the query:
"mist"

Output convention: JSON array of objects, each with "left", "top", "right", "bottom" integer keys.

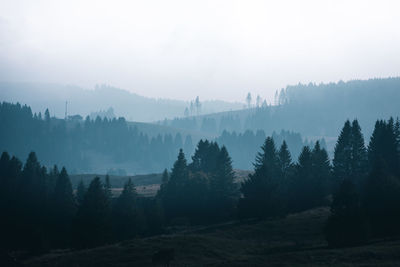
[
  {"left": 2, "top": 1, "right": 400, "bottom": 266},
  {"left": 1, "top": 0, "right": 400, "bottom": 102}
]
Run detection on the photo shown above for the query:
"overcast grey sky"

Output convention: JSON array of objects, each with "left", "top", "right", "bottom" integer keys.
[{"left": 0, "top": 0, "right": 399, "bottom": 102}]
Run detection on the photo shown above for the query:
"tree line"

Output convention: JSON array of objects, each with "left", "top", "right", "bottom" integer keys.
[
  {"left": 157, "top": 140, "right": 238, "bottom": 224},
  {"left": 165, "top": 78, "right": 400, "bottom": 137},
  {"left": 1, "top": 117, "right": 399, "bottom": 253},
  {"left": 326, "top": 118, "right": 400, "bottom": 247},
  {"left": 0, "top": 102, "right": 194, "bottom": 174},
  {"left": 216, "top": 129, "right": 324, "bottom": 170},
  {"left": 1, "top": 102, "right": 311, "bottom": 174},
  {"left": 156, "top": 117, "right": 400, "bottom": 247},
  {"left": 0, "top": 152, "right": 163, "bottom": 252}
]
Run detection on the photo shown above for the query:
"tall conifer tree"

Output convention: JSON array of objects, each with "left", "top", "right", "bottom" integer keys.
[{"left": 239, "top": 137, "right": 280, "bottom": 218}]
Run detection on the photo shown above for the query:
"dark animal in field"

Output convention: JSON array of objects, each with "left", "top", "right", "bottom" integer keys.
[{"left": 152, "top": 248, "right": 175, "bottom": 267}]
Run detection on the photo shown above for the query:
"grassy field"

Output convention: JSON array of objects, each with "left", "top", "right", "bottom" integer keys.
[
  {"left": 24, "top": 207, "right": 400, "bottom": 266},
  {"left": 71, "top": 170, "right": 252, "bottom": 197}
]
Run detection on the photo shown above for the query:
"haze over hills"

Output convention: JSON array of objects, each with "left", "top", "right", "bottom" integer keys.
[
  {"left": 0, "top": 82, "right": 243, "bottom": 122},
  {"left": 1, "top": 77, "right": 398, "bottom": 174},
  {"left": 163, "top": 77, "right": 400, "bottom": 140},
  {"left": 2, "top": 1, "right": 400, "bottom": 266}
]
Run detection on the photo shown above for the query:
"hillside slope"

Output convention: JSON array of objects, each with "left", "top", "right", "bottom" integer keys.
[
  {"left": 163, "top": 78, "right": 400, "bottom": 139},
  {"left": 25, "top": 207, "right": 400, "bottom": 266},
  {"left": 0, "top": 82, "right": 243, "bottom": 122}
]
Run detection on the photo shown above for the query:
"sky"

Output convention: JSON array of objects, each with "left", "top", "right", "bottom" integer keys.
[{"left": 0, "top": 0, "right": 400, "bottom": 102}]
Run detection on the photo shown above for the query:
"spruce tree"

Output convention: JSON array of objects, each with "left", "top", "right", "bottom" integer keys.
[
  {"left": 162, "top": 168, "right": 169, "bottom": 184},
  {"left": 52, "top": 167, "right": 76, "bottom": 247},
  {"left": 239, "top": 137, "right": 281, "bottom": 218},
  {"left": 19, "top": 152, "right": 48, "bottom": 250},
  {"left": 169, "top": 149, "right": 188, "bottom": 187},
  {"left": 157, "top": 169, "right": 169, "bottom": 199},
  {"left": 73, "top": 177, "right": 111, "bottom": 248},
  {"left": 278, "top": 140, "right": 293, "bottom": 179},
  {"left": 368, "top": 119, "right": 399, "bottom": 176},
  {"left": 311, "top": 141, "right": 331, "bottom": 205},
  {"left": 0, "top": 152, "right": 22, "bottom": 250},
  {"left": 350, "top": 120, "right": 367, "bottom": 186},
  {"left": 209, "top": 146, "right": 238, "bottom": 220},
  {"left": 190, "top": 140, "right": 220, "bottom": 173},
  {"left": 44, "top": 108, "right": 51, "bottom": 123},
  {"left": 161, "top": 149, "right": 189, "bottom": 221},
  {"left": 113, "top": 178, "right": 138, "bottom": 240},
  {"left": 333, "top": 120, "right": 352, "bottom": 184},
  {"left": 333, "top": 120, "right": 368, "bottom": 188},
  {"left": 289, "top": 146, "right": 314, "bottom": 212}
]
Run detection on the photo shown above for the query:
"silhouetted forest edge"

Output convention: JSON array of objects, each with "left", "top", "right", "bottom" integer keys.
[{"left": 1, "top": 114, "right": 400, "bottom": 266}]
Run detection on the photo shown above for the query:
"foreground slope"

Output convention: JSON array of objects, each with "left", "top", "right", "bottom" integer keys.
[{"left": 25, "top": 207, "right": 400, "bottom": 266}]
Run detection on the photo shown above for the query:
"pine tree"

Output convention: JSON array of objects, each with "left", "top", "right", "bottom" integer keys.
[
  {"left": 52, "top": 167, "right": 76, "bottom": 247},
  {"left": 239, "top": 137, "right": 281, "bottom": 218},
  {"left": 190, "top": 140, "right": 220, "bottom": 173},
  {"left": 209, "top": 146, "right": 238, "bottom": 220},
  {"left": 311, "top": 141, "right": 331, "bottom": 205},
  {"left": 44, "top": 108, "right": 51, "bottom": 123},
  {"left": 254, "top": 137, "right": 279, "bottom": 175},
  {"left": 170, "top": 149, "right": 188, "bottom": 186},
  {"left": 157, "top": 168, "right": 169, "bottom": 199},
  {"left": 333, "top": 120, "right": 368, "bottom": 188},
  {"left": 350, "top": 120, "right": 367, "bottom": 186},
  {"left": 73, "top": 177, "right": 111, "bottom": 248},
  {"left": 368, "top": 119, "right": 399, "bottom": 176},
  {"left": 162, "top": 168, "right": 169, "bottom": 184},
  {"left": 278, "top": 140, "right": 292, "bottom": 179},
  {"left": 160, "top": 149, "right": 189, "bottom": 221},
  {"left": 113, "top": 178, "right": 138, "bottom": 240},
  {"left": 19, "top": 152, "right": 48, "bottom": 250},
  {"left": 0, "top": 152, "right": 22, "bottom": 250},
  {"left": 288, "top": 146, "right": 314, "bottom": 212},
  {"left": 333, "top": 120, "right": 352, "bottom": 183}
]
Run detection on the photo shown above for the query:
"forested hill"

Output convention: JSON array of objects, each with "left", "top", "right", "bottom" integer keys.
[
  {"left": 162, "top": 77, "right": 400, "bottom": 138},
  {"left": 0, "top": 82, "right": 243, "bottom": 122},
  {"left": 0, "top": 102, "right": 312, "bottom": 173}
]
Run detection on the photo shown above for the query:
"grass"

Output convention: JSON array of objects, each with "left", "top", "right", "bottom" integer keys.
[
  {"left": 71, "top": 170, "right": 251, "bottom": 197},
  {"left": 24, "top": 207, "right": 400, "bottom": 266}
]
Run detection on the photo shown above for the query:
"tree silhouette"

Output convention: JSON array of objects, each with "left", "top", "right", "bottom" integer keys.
[
  {"left": 208, "top": 146, "right": 238, "bottom": 220},
  {"left": 333, "top": 120, "right": 367, "bottom": 189},
  {"left": 113, "top": 178, "right": 138, "bottom": 240},
  {"left": 350, "top": 120, "right": 368, "bottom": 187},
  {"left": 246, "top": 92, "right": 252, "bottom": 108},
  {"left": 160, "top": 149, "right": 189, "bottom": 221},
  {"left": 52, "top": 167, "right": 76, "bottom": 247},
  {"left": 368, "top": 119, "right": 399, "bottom": 176},
  {"left": 333, "top": 120, "right": 352, "bottom": 184},
  {"left": 239, "top": 137, "right": 281, "bottom": 218},
  {"left": 73, "top": 177, "right": 111, "bottom": 248}
]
